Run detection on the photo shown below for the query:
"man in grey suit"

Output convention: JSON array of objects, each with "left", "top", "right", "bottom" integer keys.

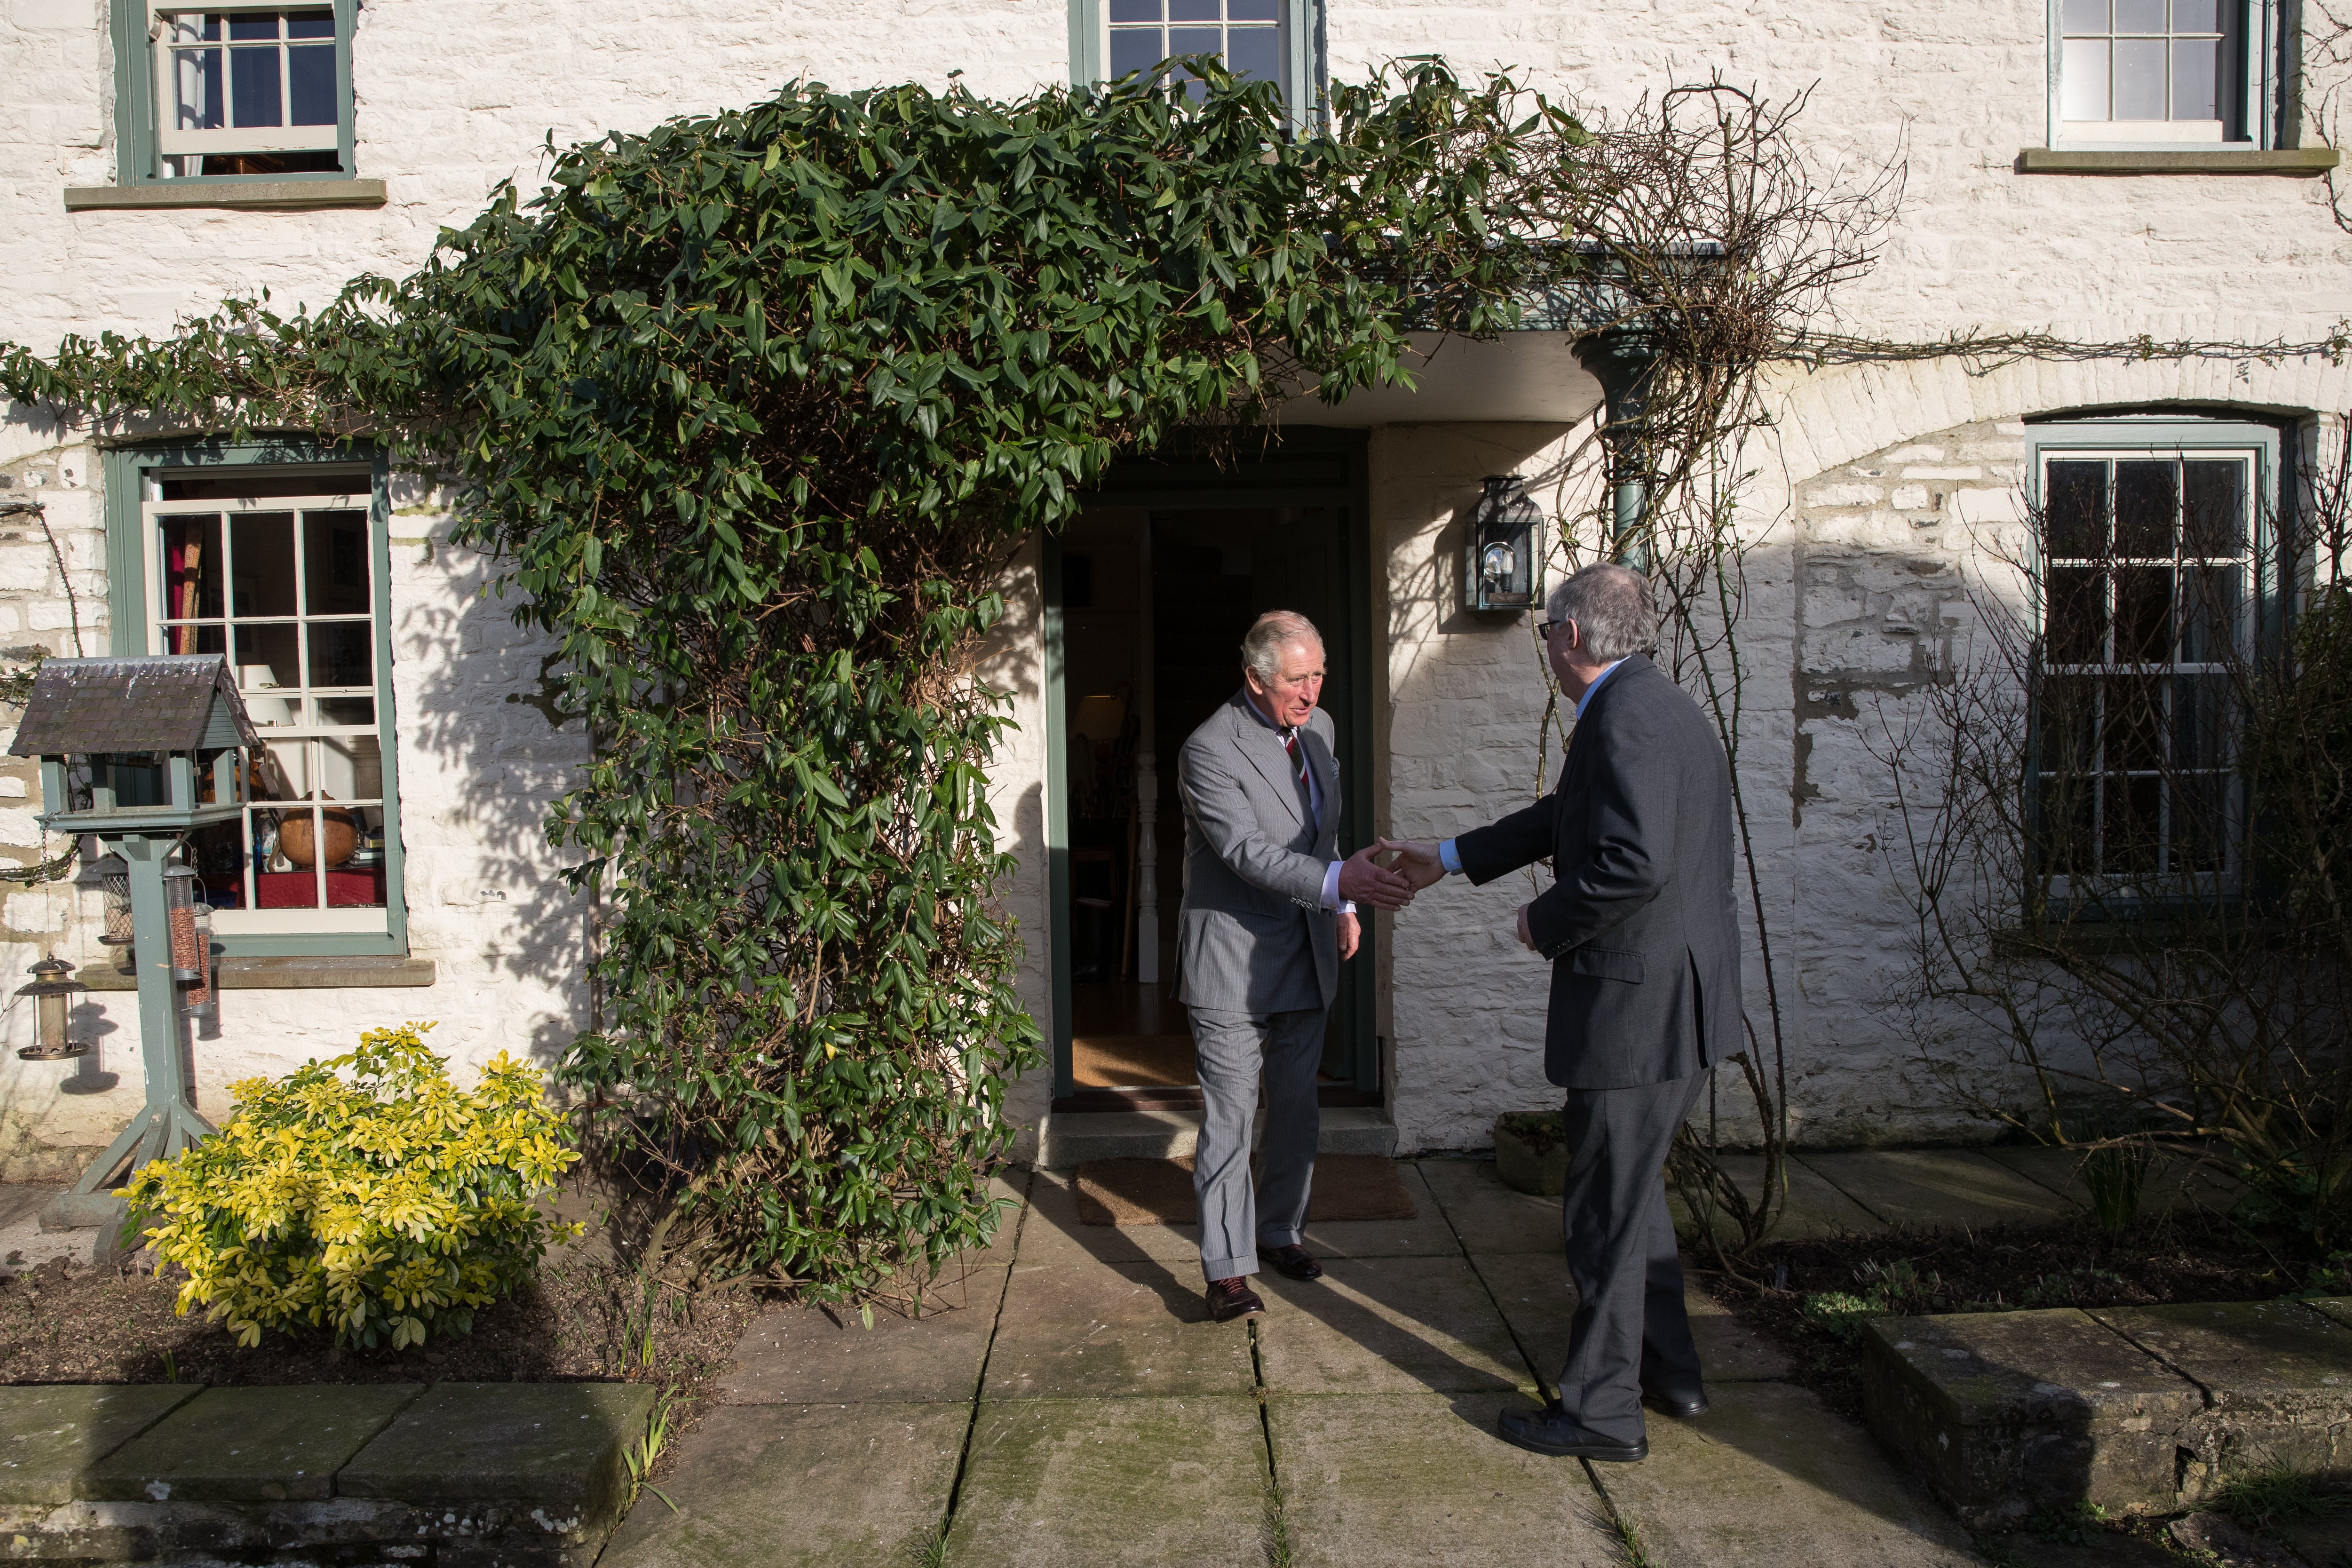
[
  {"left": 1387, "top": 564, "right": 1741, "bottom": 1461},
  {"left": 1176, "top": 610, "right": 1415, "bottom": 1323}
]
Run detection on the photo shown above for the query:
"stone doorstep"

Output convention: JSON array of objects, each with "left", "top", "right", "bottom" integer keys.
[
  {"left": 1862, "top": 1298, "right": 2352, "bottom": 1530},
  {"left": 0, "top": 1381, "right": 653, "bottom": 1565}
]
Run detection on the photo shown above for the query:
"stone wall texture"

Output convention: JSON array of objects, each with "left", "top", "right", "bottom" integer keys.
[{"left": 3, "top": 0, "right": 2351, "bottom": 1169}]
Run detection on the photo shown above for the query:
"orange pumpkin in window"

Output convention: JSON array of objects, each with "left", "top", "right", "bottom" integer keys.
[{"left": 279, "top": 806, "right": 360, "bottom": 870}]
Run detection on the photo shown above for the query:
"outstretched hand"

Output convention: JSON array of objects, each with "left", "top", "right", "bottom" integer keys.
[
  {"left": 1378, "top": 837, "right": 1447, "bottom": 893},
  {"left": 1338, "top": 843, "right": 1415, "bottom": 911}
]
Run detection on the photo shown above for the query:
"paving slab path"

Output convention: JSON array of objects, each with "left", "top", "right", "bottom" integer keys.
[{"left": 598, "top": 1150, "right": 2084, "bottom": 1568}]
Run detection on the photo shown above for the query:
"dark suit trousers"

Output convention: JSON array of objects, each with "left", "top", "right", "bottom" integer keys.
[{"left": 1554, "top": 1071, "right": 1709, "bottom": 1444}]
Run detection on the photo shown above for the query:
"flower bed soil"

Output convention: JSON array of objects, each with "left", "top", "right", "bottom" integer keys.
[
  {"left": 0, "top": 1247, "right": 760, "bottom": 1393},
  {"left": 1698, "top": 1211, "right": 2312, "bottom": 1423}
]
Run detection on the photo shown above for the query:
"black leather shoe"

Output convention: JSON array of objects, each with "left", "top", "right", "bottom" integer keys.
[
  {"left": 1497, "top": 1402, "right": 1648, "bottom": 1462},
  {"left": 1643, "top": 1387, "right": 1710, "bottom": 1418},
  {"left": 1259, "top": 1244, "right": 1324, "bottom": 1281},
  {"left": 1206, "top": 1276, "right": 1266, "bottom": 1322}
]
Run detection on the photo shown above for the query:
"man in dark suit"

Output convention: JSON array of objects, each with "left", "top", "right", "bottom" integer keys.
[{"left": 1386, "top": 562, "right": 1741, "bottom": 1462}]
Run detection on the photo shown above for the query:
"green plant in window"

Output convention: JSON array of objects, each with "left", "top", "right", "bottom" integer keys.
[{"left": 119, "top": 1022, "right": 581, "bottom": 1349}]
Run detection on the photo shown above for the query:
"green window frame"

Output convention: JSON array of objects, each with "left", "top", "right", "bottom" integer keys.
[
  {"left": 2046, "top": 0, "right": 2284, "bottom": 150},
  {"left": 102, "top": 438, "right": 409, "bottom": 957},
  {"left": 110, "top": 0, "right": 358, "bottom": 187},
  {"left": 1068, "top": 0, "right": 1320, "bottom": 124},
  {"left": 2024, "top": 415, "right": 2285, "bottom": 910}
]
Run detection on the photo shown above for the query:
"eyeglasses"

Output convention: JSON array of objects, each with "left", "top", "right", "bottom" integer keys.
[{"left": 1536, "top": 618, "right": 1573, "bottom": 640}]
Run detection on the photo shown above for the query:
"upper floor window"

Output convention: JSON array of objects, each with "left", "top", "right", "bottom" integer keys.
[
  {"left": 2051, "top": 0, "right": 2274, "bottom": 146},
  {"left": 1070, "top": 0, "right": 1314, "bottom": 119},
  {"left": 111, "top": 0, "right": 356, "bottom": 184}
]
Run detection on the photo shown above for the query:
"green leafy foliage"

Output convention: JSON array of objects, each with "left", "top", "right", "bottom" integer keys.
[
  {"left": 120, "top": 1023, "right": 581, "bottom": 1349},
  {"left": 3, "top": 63, "right": 1590, "bottom": 1295}
]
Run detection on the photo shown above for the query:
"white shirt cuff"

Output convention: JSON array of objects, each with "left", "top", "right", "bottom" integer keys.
[
  {"left": 1439, "top": 838, "right": 1463, "bottom": 875},
  {"left": 1321, "top": 859, "right": 1346, "bottom": 911}
]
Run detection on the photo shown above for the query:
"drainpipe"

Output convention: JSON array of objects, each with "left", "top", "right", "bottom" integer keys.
[{"left": 1573, "top": 329, "right": 1661, "bottom": 575}]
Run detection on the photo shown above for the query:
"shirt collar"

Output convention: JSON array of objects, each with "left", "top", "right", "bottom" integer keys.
[{"left": 1573, "top": 658, "right": 1627, "bottom": 721}]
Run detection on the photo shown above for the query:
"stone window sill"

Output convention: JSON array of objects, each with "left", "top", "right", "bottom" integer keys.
[
  {"left": 79, "top": 955, "right": 434, "bottom": 991},
  {"left": 2018, "top": 147, "right": 2340, "bottom": 175},
  {"left": 63, "top": 179, "right": 388, "bottom": 212}
]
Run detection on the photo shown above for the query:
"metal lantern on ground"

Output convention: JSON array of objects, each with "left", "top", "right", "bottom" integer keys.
[
  {"left": 1466, "top": 475, "right": 1544, "bottom": 613},
  {"left": 14, "top": 956, "right": 88, "bottom": 1061},
  {"left": 7, "top": 654, "right": 259, "bottom": 1231}
]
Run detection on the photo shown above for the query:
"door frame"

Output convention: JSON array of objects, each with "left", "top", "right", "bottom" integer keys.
[{"left": 1044, "top": 429, "right": 1379, "bottom": 1106}]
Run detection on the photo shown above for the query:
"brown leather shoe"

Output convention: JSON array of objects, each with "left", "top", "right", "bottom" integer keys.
[
  {"left": 1259, "top": 1244, "right": 1324, "bottom": 1281},
  {"left": 1206, "top": 1276, "right": 1266, "bottom": 1322}
]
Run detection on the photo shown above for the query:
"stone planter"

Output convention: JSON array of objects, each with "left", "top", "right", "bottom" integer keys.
[{"left": 1493, "top": 1112, "right": 1569, "bottom": 1197}]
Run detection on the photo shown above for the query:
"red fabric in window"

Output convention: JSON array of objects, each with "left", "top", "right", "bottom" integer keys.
[{"left": 255, "top": 869, "right": 386, "bottom": 909}]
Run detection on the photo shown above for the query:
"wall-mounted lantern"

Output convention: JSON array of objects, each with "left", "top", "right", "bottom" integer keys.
[
  {"left": 14, "top": 956, "right": 89, "bottom": 1061},
  {"left": 1465, "top": 475, "right": 1544, "bottom": 613}
]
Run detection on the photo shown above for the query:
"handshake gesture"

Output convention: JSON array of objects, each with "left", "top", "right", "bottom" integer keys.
[
  {"left": 1339, "top": 837, "right": 1537, "bottom": 950},
  {"left": 1335, "top": 839, "right": 1442, "bottom": 911}
]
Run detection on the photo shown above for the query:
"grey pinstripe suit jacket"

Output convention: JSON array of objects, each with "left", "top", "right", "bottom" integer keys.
[{"left": 1171, "top": 689, "right": 1342, "bottom": 1015}]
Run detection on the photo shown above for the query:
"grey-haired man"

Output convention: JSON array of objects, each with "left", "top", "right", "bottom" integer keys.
[
  {"left": 1387, "top": 563, "right": 1742, "bottom": 1461},
  {"left": 1175, "top": 609, "right": 1415, "bottom": 1323}
]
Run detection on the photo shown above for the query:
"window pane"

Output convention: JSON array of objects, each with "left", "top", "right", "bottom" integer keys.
[
  {"left": 2182, "top": 459, "right": 2245, "bottom": 554},
  {"left": 2113, "top": 459, "right": 2177, "bottom": 555},
  {"left": 2177, "top": 562, "right": 2241, "bottom": 663},
  {"left": 288, "top": 43, "right": 335, "bottom": 125},
  {"left": 1229, "top": 0, "right": 1280, "bottom": 18},
  {"left": 2113, "top": 38, "right": 2168, "bottom": 117},
  {"left": 1167, "top": 25, "right": 1222, "bottom": 61},
  {"left": 308, "top": 622, "right": 372, "bottom": 689},
  {"left": 2171, "top": 0, "right": 2221, "bottom": 31},
  {"left": 2105, "top": 674, "right": 2165, "bottom": 772},
  {"left": 2063, "top": 0, "right": 2109, "bottom": 33},
  {"left": 1109, "top": 29, "right": 1165, "bottom": 75},
  {"left": 2114, "top": 0, "right": 2167, "bottom": 30},
  {"left": 2048, "top": 567, "right": 2108, "bottom": 663},
  {"left": 233, "top": 626, "right": 301, "bottom": 721},
  {"left": 1108, "top": 0, "right": 1163, "bottom": 20},
  {"left": 229, "top": 41, "right": 283, "bottom": 128},
  {"left": 2113, "top": 566, "right": 2174, "bottom": 661},
  {"left": 230, "top": 511, "right": 297, "bottom": 616},
  {"left": 260, "top": 736, "right": 310, "bottom": 798},
  {"left": 285, "top": 8, "right": 334, "bottom": 38},
  {"left": 2173, "top": 673, "right": 2231, "bottom": 770},
  {"left": 2039, "top": 673, "right": 2101, "bottom": 771},
  {"left": 2106, "top": 774, "right": 2162, "bottom": 871},
  {"left": 2048, "top": 461, "right": 2108, "bottom": 556},
  {"left": 302, "top": 509, "right": 372, "bottom": 614},
  {"left": 172, "top": 48, "right": 224, "bottom": 129},
  {"left": 159, "top": 513, "right": 224, "bottom": 626},
  {"left": 1226, "top": 26, "right": 1281, "bottom": 83},
  {"left": 2171, "top": 770, "right": 2228, "bottom": 872},
  {"left": 1167, "top": 0, "right": 1220, "bottom": 20},
  {"left": 318, "top": 734, "right": 380, "bottom": 800},
  {"left": 2038, "top": 775, "right": 2098, "bottom": 871},
  {"left": 316, "top": 695, "right": 376, "bottom": 727},
  {"left": 2063, "top": 39, "right": 2112, "bottom": 119},
  {"left": 228, "top": 13, "right": 280, "bottom": 40},
  {"left": 2170, "top": 38, "right": 2218, "bottom": 119}
]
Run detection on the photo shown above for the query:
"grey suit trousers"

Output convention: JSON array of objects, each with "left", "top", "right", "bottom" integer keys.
[
  {"left": 1189, "top": 1005, "right": 1324, "bottom": 1280},
  {"left": 1554, "top": 1071, "right": 1709, "bottom": 1444}
]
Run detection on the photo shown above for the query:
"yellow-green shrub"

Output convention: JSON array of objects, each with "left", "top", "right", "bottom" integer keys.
[{"left": 122, "top": 1022, "right": 582, "bottom": 1349}]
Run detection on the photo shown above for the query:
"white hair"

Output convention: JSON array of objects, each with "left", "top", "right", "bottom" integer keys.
[
  {"left": 1241, "top": 610, "right": 1323, "bottom": 681},
  {"left": 1546, "top": 564, "right": 1656, "bottom": 663}
]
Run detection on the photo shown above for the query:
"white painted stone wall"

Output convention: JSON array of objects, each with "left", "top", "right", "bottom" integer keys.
[{"left": 5, "top": 0, "right": 2352, "bottom": 1166}]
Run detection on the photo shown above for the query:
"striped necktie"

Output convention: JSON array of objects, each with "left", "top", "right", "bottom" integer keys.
[{"left": 1278, "top": 727, "right": 1315, "bottom": 820}]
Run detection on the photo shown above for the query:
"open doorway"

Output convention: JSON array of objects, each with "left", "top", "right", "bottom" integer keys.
[{"left": 1046, "top": 435, "right": 1377, "bottom": 1110}]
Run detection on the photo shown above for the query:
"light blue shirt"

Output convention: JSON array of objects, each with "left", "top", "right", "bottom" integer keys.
[{"left": 1439, "top": 659, "right": 1626, "bottom": 875}]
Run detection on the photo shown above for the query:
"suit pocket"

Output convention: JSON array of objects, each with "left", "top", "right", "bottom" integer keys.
[{"left": 1567, "top": 946, "right": 1645, "bottom": 983}]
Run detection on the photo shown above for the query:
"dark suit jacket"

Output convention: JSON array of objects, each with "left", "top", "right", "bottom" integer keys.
[{"left": 1454, "top": 654, "right": 1742, "bottom": 1089}]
